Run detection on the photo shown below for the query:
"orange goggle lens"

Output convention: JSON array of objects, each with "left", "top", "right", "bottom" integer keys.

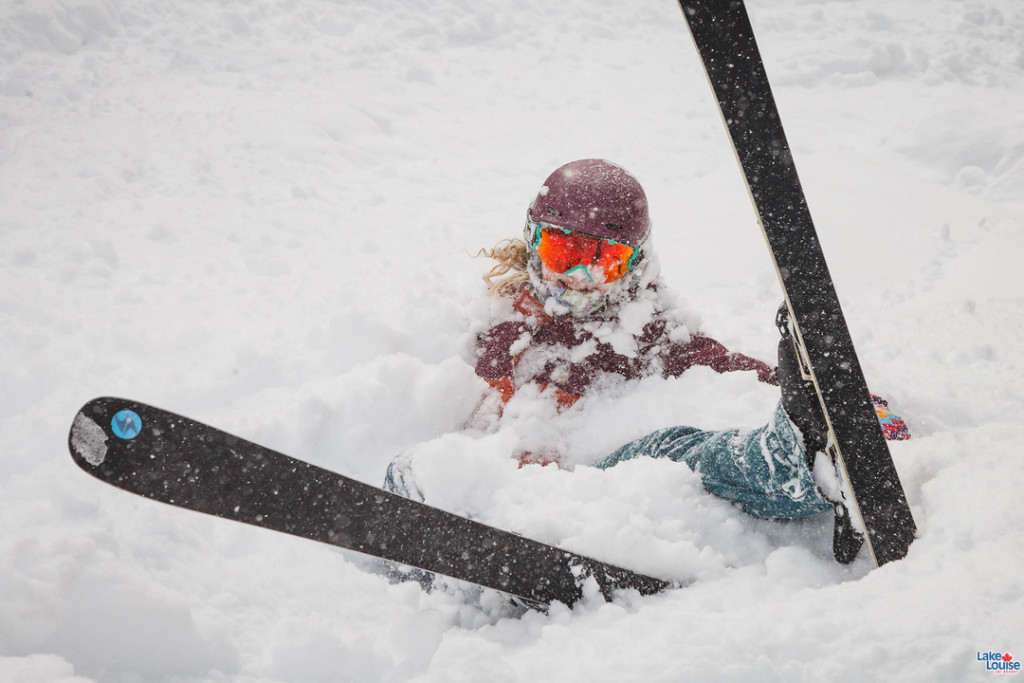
[{"left": 533, "top": 223, "right": 636, "bottom": 283}]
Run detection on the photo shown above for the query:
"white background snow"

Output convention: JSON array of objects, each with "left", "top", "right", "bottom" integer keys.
[{"left": 2, "top": 0, "right": 1024, "bottom": 680}]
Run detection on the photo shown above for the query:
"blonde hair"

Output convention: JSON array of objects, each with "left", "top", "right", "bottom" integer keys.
[{"left": 477, "top": 239, "right": 530, "bottom": 298}]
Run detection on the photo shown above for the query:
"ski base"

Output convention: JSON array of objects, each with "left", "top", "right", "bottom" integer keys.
[{"left": 69, "top": 397, "right": 670, "bottom": 608}]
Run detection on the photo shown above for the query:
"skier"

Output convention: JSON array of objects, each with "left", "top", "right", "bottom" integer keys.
[{"left": 385, "top": 159, "right": 903, "bottom": 549}]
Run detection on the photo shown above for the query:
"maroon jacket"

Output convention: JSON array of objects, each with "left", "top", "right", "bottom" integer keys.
[{"left": 475, "top": 288, "right": 776, "bottom": 408}]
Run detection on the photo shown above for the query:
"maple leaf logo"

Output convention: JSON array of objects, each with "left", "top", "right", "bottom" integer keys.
[{"left": 1002, "top": 653, "right": 1013, "bottom": 662}]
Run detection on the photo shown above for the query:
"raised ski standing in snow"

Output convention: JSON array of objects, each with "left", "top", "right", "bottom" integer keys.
[{"left": 677, "top": 0, "right": 916, "bottom": 565}]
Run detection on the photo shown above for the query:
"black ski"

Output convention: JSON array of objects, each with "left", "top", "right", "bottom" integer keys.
[
  {"left": 68, "top": 397, "right": 670, "bottom": 607},
  {"left": 678, "top": 0, "right": 916, "bottom": 565}
]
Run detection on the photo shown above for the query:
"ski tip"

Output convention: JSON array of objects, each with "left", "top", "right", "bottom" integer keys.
[{"left": 68, "top": 397, "right": 145, "bottom": 471}]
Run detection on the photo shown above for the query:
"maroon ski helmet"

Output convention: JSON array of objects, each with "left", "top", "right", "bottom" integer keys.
[{"left": 528, "top": 159, "right": 651, "bottom": 249}]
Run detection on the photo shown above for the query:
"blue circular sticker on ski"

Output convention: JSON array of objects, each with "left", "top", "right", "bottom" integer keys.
[{"left": 111, "top": 409, "right": 142, "bottom": 440}]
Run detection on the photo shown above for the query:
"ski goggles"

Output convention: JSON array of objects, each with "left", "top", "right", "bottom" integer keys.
[{"left": 528, "top": 221, "right": 638, "bottom": 284}]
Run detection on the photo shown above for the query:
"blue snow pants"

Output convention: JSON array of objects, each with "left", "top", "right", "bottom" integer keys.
[
  {"left": 595, "top": 402, "right": 832, "bottom": 519},
  {"left": 384, "top": 402, "right": 832, "bottom": 520}
]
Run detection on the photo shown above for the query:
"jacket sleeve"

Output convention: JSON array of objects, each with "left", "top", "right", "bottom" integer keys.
[
  {"left": 474, "top": 321, "right": 526, "bottom": 380},
  {"left": 474, "top": 320, "right": 584, "bottom": 408},
  {"left": 474, "top": 321, "right": 535, "bottom": 404},
  {"left": 662, "top": 334, "right": 777, "bottom": 385}
]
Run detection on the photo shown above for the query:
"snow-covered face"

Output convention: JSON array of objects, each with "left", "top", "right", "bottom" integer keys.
[
  {"left": 541, "top": 260, "right": 616, "bottom": 293},
  {"left": 522, "top": 216, "right": 659, "bottom": 318},
  {"left": 539, "top": 261, "right": 618, "bottom": 316},
  {"left": 523, "top": 218, "right": 641, "bottom": 316},
  {"left": 526, "top": 247, "right": 630, "bottom": 318}
]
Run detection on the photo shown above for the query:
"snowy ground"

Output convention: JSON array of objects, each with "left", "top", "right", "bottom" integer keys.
[{"left": 3, "top": 0, "right": 1024, "bottom": 681}]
